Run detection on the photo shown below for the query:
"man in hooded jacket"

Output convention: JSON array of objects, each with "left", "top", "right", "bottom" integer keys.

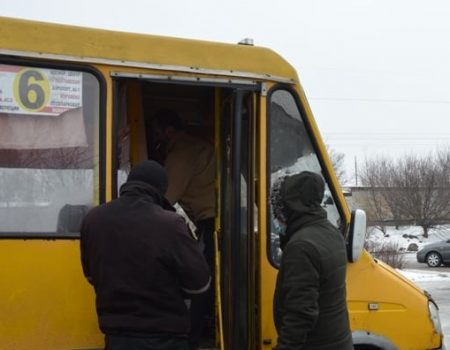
[
  {"left": 80, "top": 160, "right": 210, "bottom": 350},
  {"left": 271, "top": 171, "right": 353, "bottom": 350}
]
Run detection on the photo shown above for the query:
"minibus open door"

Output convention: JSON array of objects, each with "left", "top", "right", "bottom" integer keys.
[{"left": 219, "top": 88, "right": 258, "bottom": 350}]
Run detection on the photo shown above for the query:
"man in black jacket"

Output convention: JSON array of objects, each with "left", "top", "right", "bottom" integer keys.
[
  {"left": 80, "top": 160, "right": 210, "bottom": 350},
  {"left": 271, "top": 171, "right": 353, "bottom": 350}
]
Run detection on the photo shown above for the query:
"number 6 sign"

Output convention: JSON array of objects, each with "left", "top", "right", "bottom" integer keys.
[
  {"left": 0, "top": 65, "right": 82, "bottom": 116},
  {"left": 14, "top": 69, "right": 50, "bottom": 111}
]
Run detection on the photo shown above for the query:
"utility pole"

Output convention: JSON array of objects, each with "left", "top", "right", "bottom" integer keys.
[{"left": 354, "top": 156, "right": 358, "bottom": 186}]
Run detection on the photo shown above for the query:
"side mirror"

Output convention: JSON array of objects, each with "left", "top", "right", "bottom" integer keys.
[{"left": 347, "top": 209, "right": 367, "bottom": 263}]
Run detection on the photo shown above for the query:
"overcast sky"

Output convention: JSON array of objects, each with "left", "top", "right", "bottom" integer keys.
[{"left": 3, "top": 0, "right": 450, "bottom": 184}]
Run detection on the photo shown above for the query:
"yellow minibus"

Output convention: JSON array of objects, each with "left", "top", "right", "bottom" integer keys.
[{"left": 0, "top": 16, "right": 444, "bottom": 350}]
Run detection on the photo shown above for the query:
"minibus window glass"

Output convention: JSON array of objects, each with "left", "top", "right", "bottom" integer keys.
[
  {"left": 268, "top": 89, "right": 341, "bottom": 266},
  {"left": 0, "top": 64, "right": 100, "bottom": 237}
]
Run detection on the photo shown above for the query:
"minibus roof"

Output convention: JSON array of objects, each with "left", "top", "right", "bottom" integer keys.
[{"left": 0, "top": 16, "right": 298, "bottom": 83}]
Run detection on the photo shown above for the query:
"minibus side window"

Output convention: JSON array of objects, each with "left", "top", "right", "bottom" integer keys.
[
  {"left": 268, "top": 89, "right": 341, "bottom": 266},
  {"left": 0, "top": 64, "right": 100, "bottom": 237}
]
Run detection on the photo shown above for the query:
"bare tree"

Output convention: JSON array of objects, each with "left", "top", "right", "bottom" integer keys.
[
  {"left": 359, "top": 157, "right": 392, "bottom": 234},
  {"left": 326, "top": 145, "right": 346, "bottom": 185},
  {"left": 360, "top": 151, "right": 450, "bottom": 238}
]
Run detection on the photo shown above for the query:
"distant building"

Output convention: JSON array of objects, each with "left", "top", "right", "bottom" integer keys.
[{"left": 344, "top": 186, "right": 450, "bottom": 227}]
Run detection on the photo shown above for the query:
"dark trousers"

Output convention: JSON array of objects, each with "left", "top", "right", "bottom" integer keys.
[
  {"left": 105, "top": 334, "right": 189, "bottom": 350},
  {"left": 189, "top": 218, "right": 215, "bottom": 349}
]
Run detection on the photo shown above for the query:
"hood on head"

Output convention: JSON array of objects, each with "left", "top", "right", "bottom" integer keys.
[
  {"left": 281, "top": 171, "right": 325, "bottom": 219},
  {"left": 271, "top": 171, "right": 327, "bottom": 250}
]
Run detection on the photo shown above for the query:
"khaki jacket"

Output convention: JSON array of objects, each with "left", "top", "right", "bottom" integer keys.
[{"left": 165, "top": 132, "right": 215, "bottom": 223}]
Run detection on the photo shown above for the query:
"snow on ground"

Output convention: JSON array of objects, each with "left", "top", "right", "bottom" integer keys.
[
  {"left": 366, "top": 224, "right": 450, "bottom": 252},
  {"left": 367, "top": 224, "right": 450, "bottom": 282},
  {"left": 398, "top": 268, "right": 450, "bottom": 282}
]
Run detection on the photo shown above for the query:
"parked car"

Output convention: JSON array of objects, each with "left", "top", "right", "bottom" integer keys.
[{"left": 416, "top": 239, "right": 450, "bottom": 267}]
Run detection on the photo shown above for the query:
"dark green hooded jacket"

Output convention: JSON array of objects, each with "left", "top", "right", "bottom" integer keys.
[{"left": 273, "top": 172, "right": 352, "bottom": 350}]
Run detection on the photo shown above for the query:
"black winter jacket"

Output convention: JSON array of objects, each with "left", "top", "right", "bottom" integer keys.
[
  {"left": 273, "top": 172, "right": 353, "bottom": 350},
  {"left": 80, "top": 181, "right": 210, "bottom": 336}
]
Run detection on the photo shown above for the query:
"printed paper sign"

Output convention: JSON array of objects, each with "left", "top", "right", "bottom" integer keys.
[{"left": 0, "top": 65, "right": 82, "bottom": 116}]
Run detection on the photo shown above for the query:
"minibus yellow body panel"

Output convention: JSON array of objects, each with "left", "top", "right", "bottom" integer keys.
[
  {"left": 0, "top": 241, "right": 103, "bottom": 349},
  {"left": 347, "top": 251, "right": 442, "bottom": 348}
]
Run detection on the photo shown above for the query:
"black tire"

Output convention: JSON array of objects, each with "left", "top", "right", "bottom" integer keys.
[{"left": 426, "top": 252, "right": 442, "bottom": 267}]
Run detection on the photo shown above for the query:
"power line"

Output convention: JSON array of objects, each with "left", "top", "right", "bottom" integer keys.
[
  {"left": 324, "top": 132, "right": 450, "bottom": 136},
  {"left": 310, "top": 97, "right": 450, "bottom": 104},
  {"left": 328, "top": 143, "right": 448, "bottom": 147},
  {"left": 323, "top": 133, "right": 450, "bottom": 141},
  {"left": 324, "top": 138, "right": 450, "bottom": 144},
  {"left": 303, "top": 66, "right": 450, "bottom": 77},
  {"left": 325, "top": 139, "right": 450, "bottom": 143}
]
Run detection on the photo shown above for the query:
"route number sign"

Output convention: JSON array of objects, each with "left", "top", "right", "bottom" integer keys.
[{"left": 0, "top": 65, "right": 82, "bottom": 116}]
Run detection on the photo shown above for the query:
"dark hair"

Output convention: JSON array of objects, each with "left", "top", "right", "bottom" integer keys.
[{"left": 153, "top": 108, "right": 186, "bottom": 131}]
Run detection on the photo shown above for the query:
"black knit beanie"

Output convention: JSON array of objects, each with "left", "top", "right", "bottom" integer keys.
[{"left": 127, "top": 160, "right": 168, "bottom": 195}]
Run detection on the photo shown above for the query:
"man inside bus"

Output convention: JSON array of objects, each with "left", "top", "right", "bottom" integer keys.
[
  {"left": 152, "top": 109, "right": 215, "bottom": 350},
  {"left": 271, "top": 171, "right": 353, "bottom": 350},
  {"left": 80, "top": 160, "right": 210, "bottom": 350}
]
